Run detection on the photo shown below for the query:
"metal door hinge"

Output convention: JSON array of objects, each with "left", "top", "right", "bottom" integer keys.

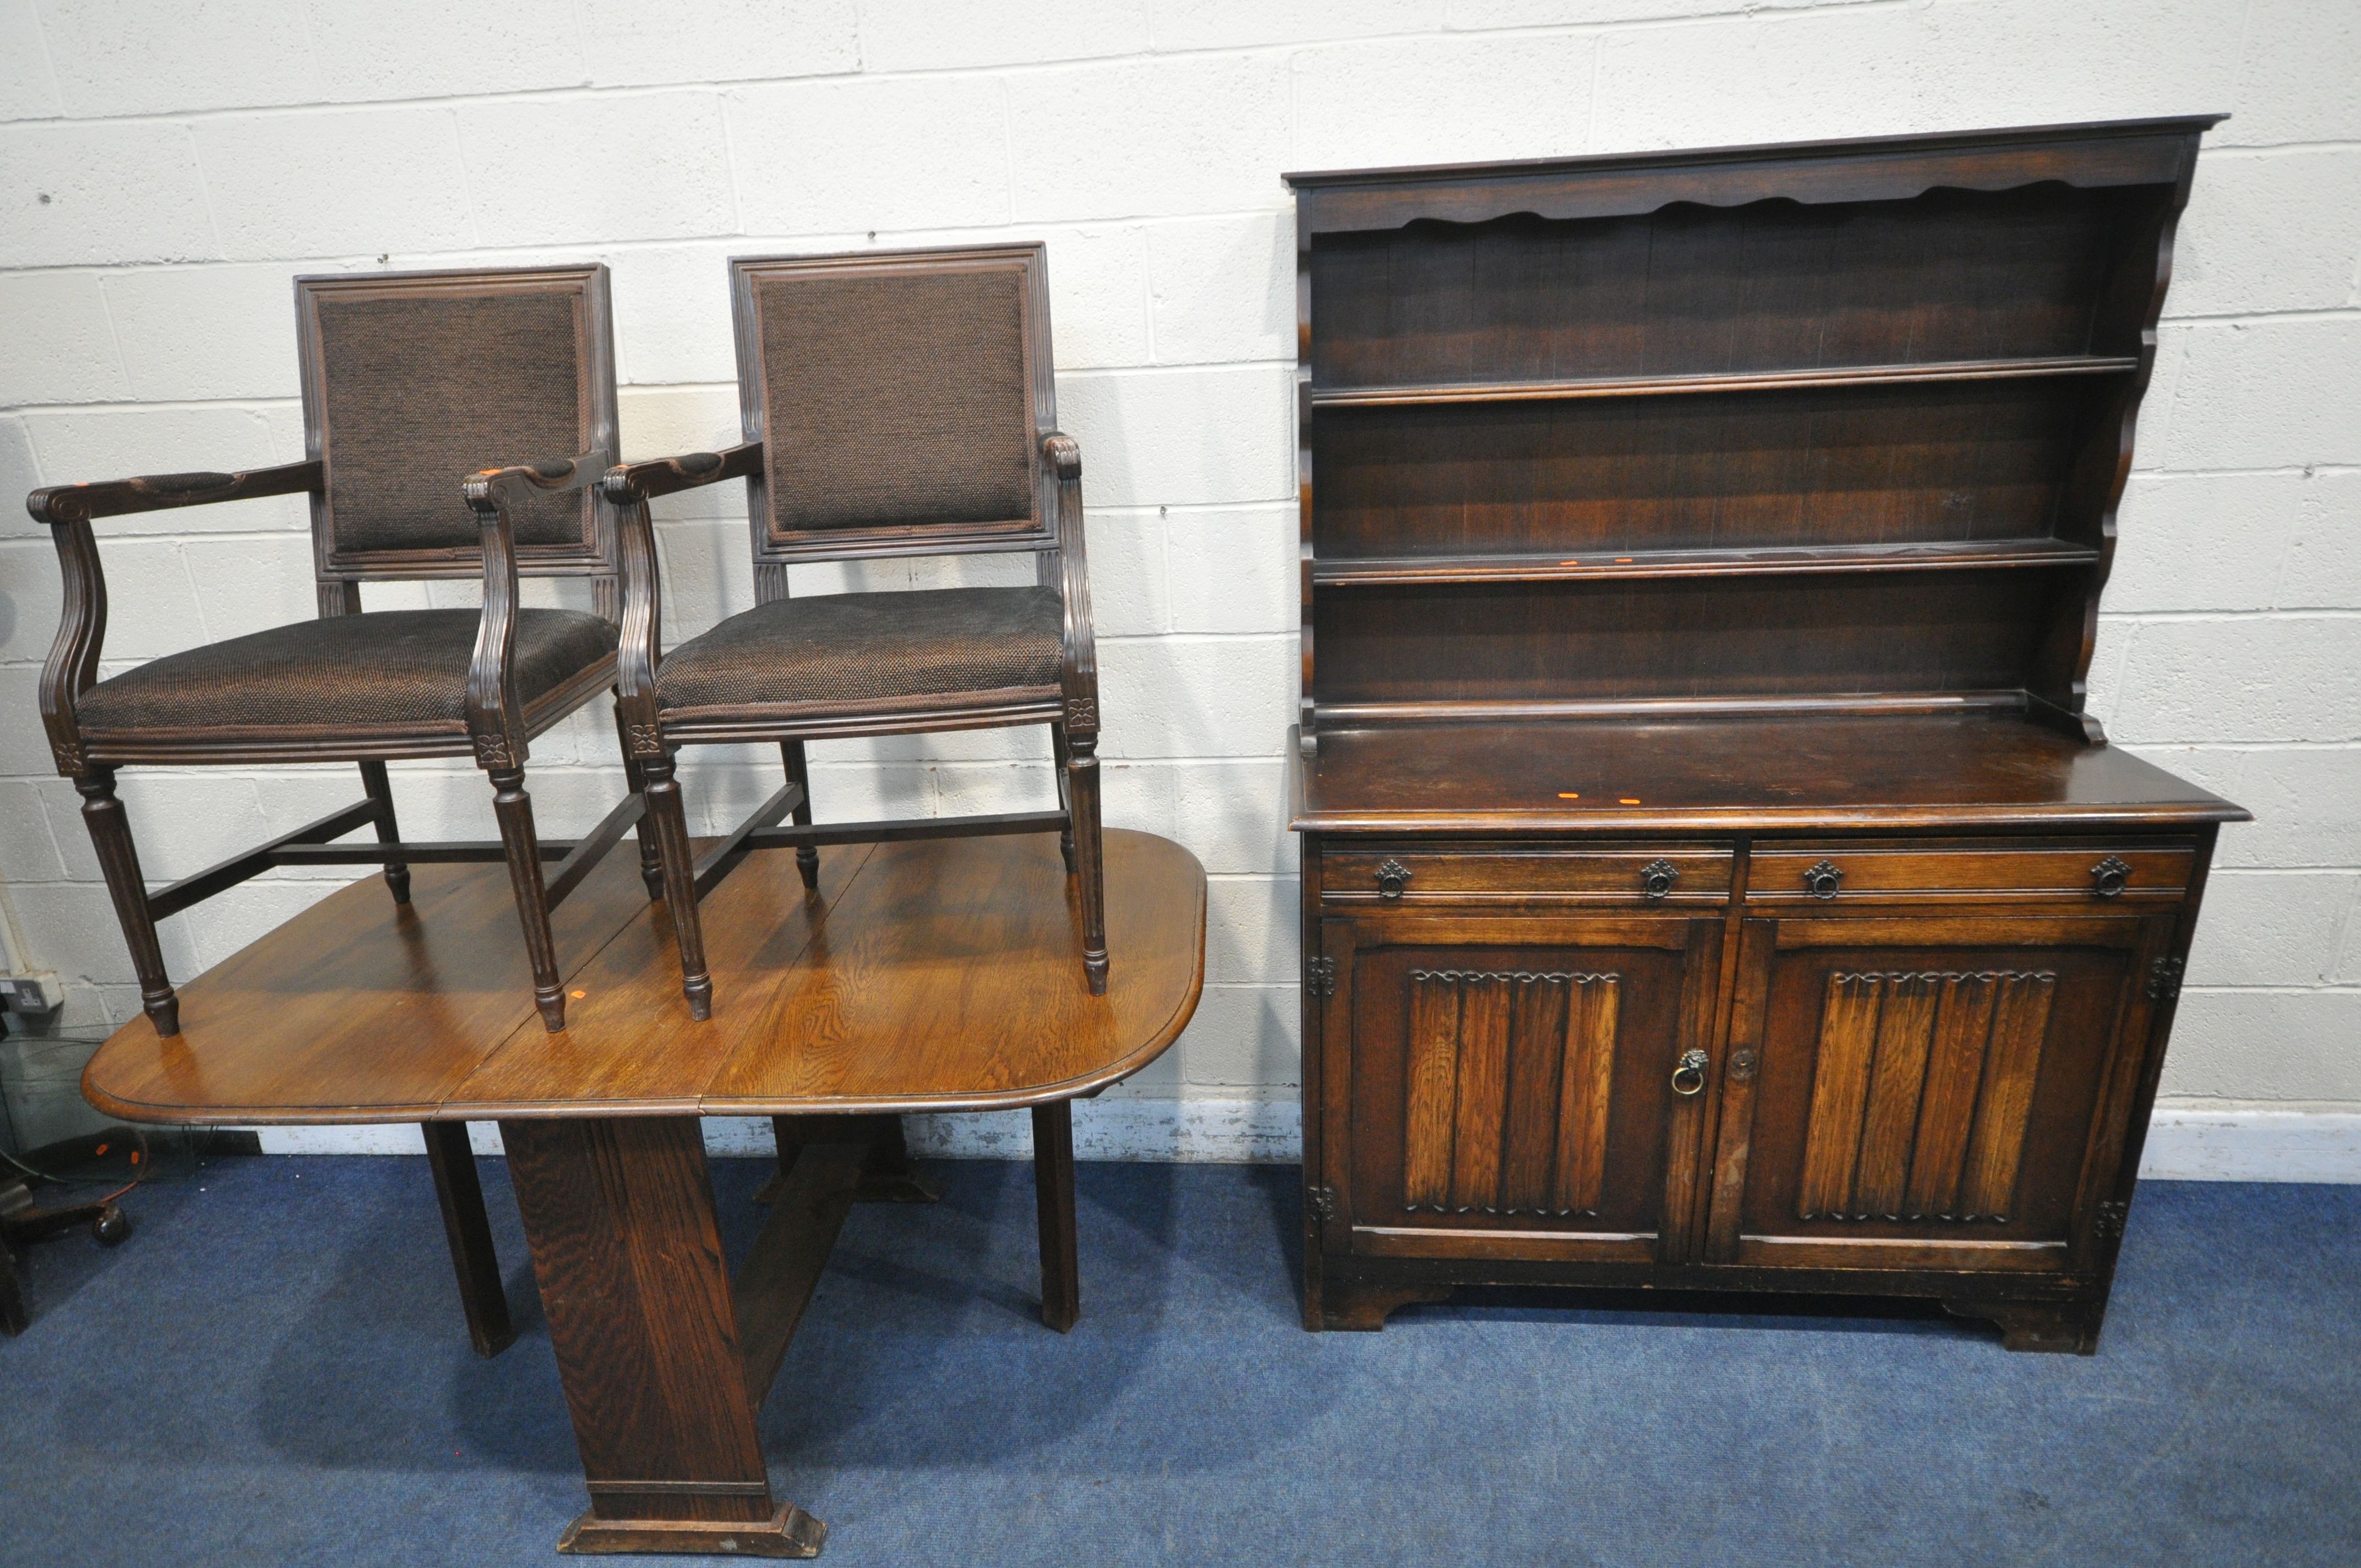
[
  {"left": 1307, "top": 1185, "right": 1337, "bottom": 1223},
  {"left": 2092, "top": 1199, "right": 2130, "bottom": 1242},
  {"left": 2147, "top": 956, "right": 2184, "bottom": 1003},
  {"left": 1306, "top": 956, "right": 1336, "bottom": 998}
]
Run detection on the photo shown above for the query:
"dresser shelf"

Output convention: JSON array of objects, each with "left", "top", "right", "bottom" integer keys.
[
  {"left": 1312, "top": 536, "right": 2101, "bottom": 586},
  {"left": 1307, "top": 354, "right": 2139, "bottom": 410}
]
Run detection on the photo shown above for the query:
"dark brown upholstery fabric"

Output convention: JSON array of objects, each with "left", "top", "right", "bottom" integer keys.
[
  {"left": 315, "top": 290, "right": 589, "bottom": 557},
  {"left": 655, "top": 587, "right": 1061, "bottom": 713},
  {"left": 756, "top": 267, "right": 1034, "bottom": 537},
  {"left": 77, "top": 609, "right": 617, "bottom": 734}
]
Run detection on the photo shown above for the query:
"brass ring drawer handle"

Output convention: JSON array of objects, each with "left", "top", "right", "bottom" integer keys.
[
  {"left": 1671, "top": 1049, "right": 1709, "bottom": 1096},
  {"left": 1640, "top": 858, "right": 1680, "bottom": 900},
  {"left": 1803, "top": 860, "right": 1843, "bottom": 899},
  {"left": 1374, "top": 859, "right": 1413, "bottom": 899},
  {"left": 2091, "top": 856, "right": 2130, "bottom": 898}
]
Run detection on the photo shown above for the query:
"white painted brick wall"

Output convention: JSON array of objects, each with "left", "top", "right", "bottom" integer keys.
[
  {"left": 578, "top": 2, "right": 860, "bottom": 89},
  {"left": 0, "top": 1, "right": 2354, "bottom": 1133},
  {"left": 729, "top": 75, "right": 1014, "bottom": 235}
]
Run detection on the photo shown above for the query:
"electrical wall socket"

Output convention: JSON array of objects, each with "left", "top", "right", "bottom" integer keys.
[{"left": 0, "top": 973, "right": 63, "bottom": 1017}]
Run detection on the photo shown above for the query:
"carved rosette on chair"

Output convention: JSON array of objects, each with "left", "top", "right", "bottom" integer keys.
[{"left": 602, "top": 242, "right": 1108, "bottom": 1020}]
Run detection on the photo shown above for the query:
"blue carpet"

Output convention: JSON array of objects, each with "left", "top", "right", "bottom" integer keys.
[{"left": 1, "top": 1153, "right": 2355, "bottom": 1566}]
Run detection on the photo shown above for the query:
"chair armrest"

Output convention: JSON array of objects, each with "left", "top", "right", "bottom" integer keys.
[
  {"left": 1041, "top": 431, "right": 1098, "bottom": 738},
  {"left": 27, "top": 460, "right": 322, "bottom": 527},
  {"left": 461, "top": 449, "right": 612, "bottom": 518},
  {"left": 600, "top": 442, "right": 763, "bottom": 505}
]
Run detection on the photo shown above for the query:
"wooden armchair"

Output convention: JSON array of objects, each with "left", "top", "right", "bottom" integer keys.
[
  {"left": 30, "top": 264, "right": 655, "bottom": 1039},
  {"left": 603, "top": 243, "right": 1106, "bottom": 1019},
  {"left": 26, "top": 266, "right": 660, "bottom": 1352}
]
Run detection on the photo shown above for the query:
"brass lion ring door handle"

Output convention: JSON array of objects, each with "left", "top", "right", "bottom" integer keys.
[{"left": 1671, "top": 1049, "right": 1709, "bottom": 1096}]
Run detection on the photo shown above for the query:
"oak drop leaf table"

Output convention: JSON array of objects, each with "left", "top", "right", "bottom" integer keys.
[{"left": 82, "top": 829, "right": 1206, "bottom": 1558}]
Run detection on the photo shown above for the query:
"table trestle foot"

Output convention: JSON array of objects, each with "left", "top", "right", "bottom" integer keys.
[{"left": 558, "top": 1501, "right": 825, "bottom": 1558}]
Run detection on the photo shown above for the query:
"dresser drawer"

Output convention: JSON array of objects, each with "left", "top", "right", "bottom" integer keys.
[
  {"left": 1748, "top": 840, "right": 2194, "bottom": 905},
  {"left": 1321, "top": 844, "right": 1734, "bottom": 906}
]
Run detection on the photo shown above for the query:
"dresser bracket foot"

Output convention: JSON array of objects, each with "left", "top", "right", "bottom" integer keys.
[
  {"left": 1944, "top": 1297, "right": 2104, "bottom": 1355},
  {"left": 1317, "top": 1280, "right": 1451, "bottom": 1332}
]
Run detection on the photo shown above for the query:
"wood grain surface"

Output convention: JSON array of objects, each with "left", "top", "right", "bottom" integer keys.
[
  {"left": 83, "top": 829, "right": 1204, "bottom": 1125},
  {"left": 701, "top": 832, "right": 1204, "bottom": 1112},
  {"left": 1295, "top": 713, "right": 2244, "bottom": 835},
  {"left": 81, "top": 847, "right": 650, "bottom": 1123}
]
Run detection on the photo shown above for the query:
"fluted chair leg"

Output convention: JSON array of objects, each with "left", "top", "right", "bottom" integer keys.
[
  {"left": 780, "top": 740, "right": 819, "bottom": 891},
  {"left": 75, "top": 766, "right": 179, "bottom": 1036},
  {"left": 357, "top": 759, "right": 411, "bottom": 905},
  {"left": 1065, "top": 735, "right": 1109, "bottom": 995},
  {"left": 1051, "top": 722, "right": 1078, "bottom": 874},
  {"left": 613, "top": 701, "right": 665, "bottom": 902},
  {"left": 641, "top": 753, "right": 712, "bottom": 1020},
  {"left": 487, "top": 767, "right": 566, "bottom": 1032}
]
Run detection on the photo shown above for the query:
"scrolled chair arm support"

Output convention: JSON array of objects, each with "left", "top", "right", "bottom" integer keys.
[
  {"left": 458, "top": 449, "right": 611, "bottom": 772},
  {"left": 1039, "top": 430, "right": 1097, "bottom": 740},
  {"left": 600, "top": 442, "right": 764, "bottom": 507},
  {"left": 595, "top": 446, "right": 768, "bottom": 750}
]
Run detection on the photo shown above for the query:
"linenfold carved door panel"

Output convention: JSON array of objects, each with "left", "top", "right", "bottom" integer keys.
[
  {"left": 1402, "top": 966, "right": 1623, "bottom": 1217},
  {"left": 1704, "top": 912, "right": 2175, "bottom": 1273},
  {"left": 1796, "top": 968, "right": 2057, "bottom": 1224},
  {"left": 1323, "top": 912, "right": 1722, "bottom": 1265}
]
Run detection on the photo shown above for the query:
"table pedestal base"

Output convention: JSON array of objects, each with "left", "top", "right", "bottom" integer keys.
[
  {"left": 504, "top": 1115, "right": 856, "bottom": 1559},
  {"left": 557, "top": 1503, "right": 826, "bottom": 1558},
  {"left": 79, "top": 830, "right": 1207, "bottom": 1560}
]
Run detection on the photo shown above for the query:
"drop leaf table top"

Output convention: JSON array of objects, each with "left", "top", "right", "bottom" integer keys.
[{"left": 84, "top": 829, "right": 1205, "bottom": 1129}]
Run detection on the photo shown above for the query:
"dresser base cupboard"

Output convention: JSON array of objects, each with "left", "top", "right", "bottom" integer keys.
[
  {"left": 1294, "top": 729, "right": 2232, "bottom": 1352},
  {"left": 1284, "top": 121, "right": 2245, "bottom": 1352}
]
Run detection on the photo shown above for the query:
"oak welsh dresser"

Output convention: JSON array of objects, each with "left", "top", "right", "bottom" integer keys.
[{"left": 1285, "top": 118, "right": 2247, "bottom": 1351}]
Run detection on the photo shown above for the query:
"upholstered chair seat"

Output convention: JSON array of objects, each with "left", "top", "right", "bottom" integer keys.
[
  {"left": 77, "top": 608, "right": 618, "bottom": 736},
  {"left": 653, "top": 586, "right": 1060, "bottom": 717}
]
